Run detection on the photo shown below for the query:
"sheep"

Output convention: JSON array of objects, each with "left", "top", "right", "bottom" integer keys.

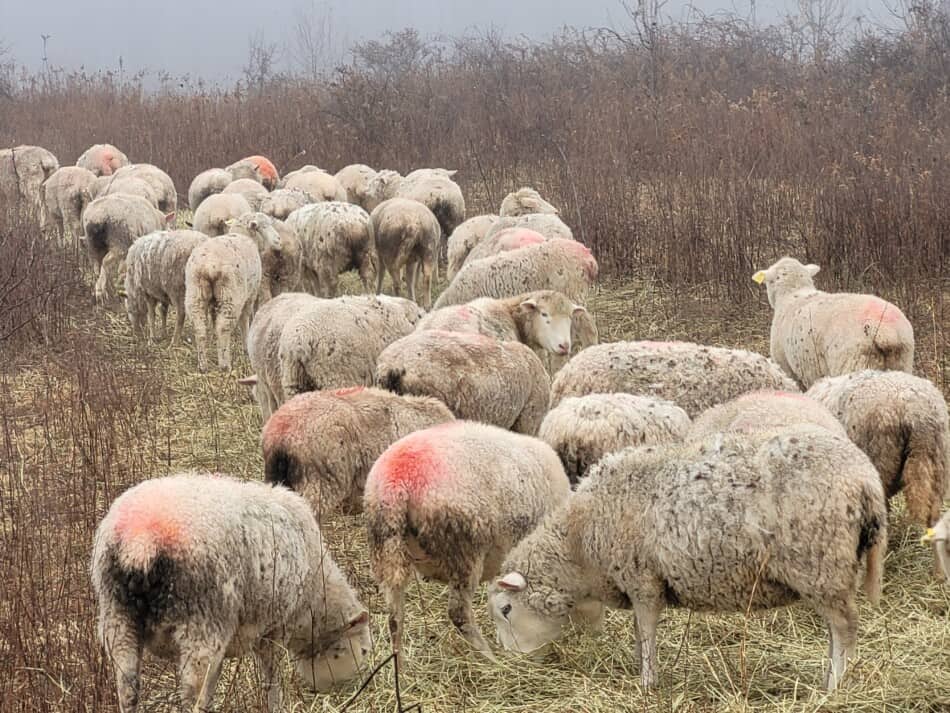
[
  {"left": 335, "top": 163, "right": 377, "bottom": 209},
  {"left": 922, "top": 512, "right": 950, "bottom": 582},
  {"left": 288, "top": 201, "right": 378, "bottom": 298},
  {"left": 41, "top": 166, "right": 98, "bottom": 238},
  {"left": 282, "top": 166, "right": 348, "bottom": 202},
  {"left": 463, "top": 227, "right": 547, "bottom": 264},
  {"left": 687, "top": 390, "right": 847, "bottom": 441},
  {"left": 499, "top": 187, "right": 558, "bottom": 217},
  {"left": 489, "top": 424, "right": 887, "bottom": 691},
  {"left": 539, "top": 394, "right": 691, "bottom": 485},
  {"left": 82, "top": 193, "right": 174, "bottom": 303},
  {"left": 363, "top": 169, "right": 403, "bottom": 212},
  {"left": 807, "top": 370, "right": 950, "bottom": 531},
  {"left": 375, "top": 330, "right": 550, "bottom": 434},
  {"left": 76, "top": 143, "right": 129, "bottom": 176},
  {"left": 226, "top": 155, "right": 280, "bottom": 190},
  {"left": 485, "top": 212, "right": 574, "bottom": 241},
  {"left": 550, "top": 341, "right": 800, "bottom": 417},
  {"left": 109, "top": 164, "right": 178, "bottom": 214},
  {"left": 261, "top": 187, "right": 311, "bottom": 220},
  {"left": 1, "top": 145, "right": 59, "bottom": 217},
  {"left": 222, "top": 177, "right": 269, "bottom": 211},
  {"left": 229, "top": 212, "right": 302, "bottom": 299},
  {"left": 278, "top": 295, "right": 424, "bottom": 401},
  {"left": 124, "top": 229, "right": 207, "bottom": 344},
  {"left": 394, "top": 170, "right": 466, "bottom": 239},
  {"left": 262, "top": 386, "right": 455, "bottom": 516},
  {"left": 188, "top": 168, "right": 233, "bottom": 211},
  {"left": 370, "top": 198, "right": 439, "bottom": 308},
  {"left": 446, "top": 214, "right": 500, "bottom": 279},
  {"left": 192, "top": 193, "right": 253, "bottom": 236},
  {"left": 434, "top": 238, "right": 598, "bottom": 309},
  {"left": 99, "top": 176, "right": 161, "bottom": 208},
  {"left": 91, "top": 471, "right": 371, "bottom": 713},
  {"left": 752, "top": 257, "right": 914, "bottom": 388},
  {"left": 365, "top": 420, "right": 570, "bottom": 658}
]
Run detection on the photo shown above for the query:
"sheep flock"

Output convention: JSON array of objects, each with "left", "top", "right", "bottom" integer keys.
[{"left": 3, "top": 142, "right": 948, "bottom": 712}]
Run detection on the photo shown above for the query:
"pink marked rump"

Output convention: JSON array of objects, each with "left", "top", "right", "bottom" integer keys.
[
  {"left": 248, "top": 156, "right": 279, "bottom": 188},
  {"left": 332, "top": 386, "right": 365, "bottom": 398},
  {"left": 859, "top": 298, "right": 905, "bottom": 326},
  {"left": 495, "top": 228, "right": 545, "bottom": 252},
  {"left": 371, "top": 431, "right": 451, "bottom": 503},
  {"left": 557, "top": 239, "right": 598, "bottom": 281},
  {"left": 112, "top": 490, "right": 188, "bottom": 566}
]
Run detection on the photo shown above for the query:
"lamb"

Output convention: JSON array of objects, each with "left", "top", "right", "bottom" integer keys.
[
  {"left": 82, "top": 193, "right": 174, "bottom": 303},
  {"left": 288, "top": 201, "right": 378, "bottom": 297},
  {"left": 364, "top": 420, "right": 570, "bottom": 658},
  {"left": 76, "top": 143, "right": 129, "bottom": 176},
  {"left": 335, "top": 163, "right": 377, "bottom": 209},
  {"left": 370, "top": 198, "right": 439, "bottom": 308},
  {"left": 91, "top": 472, "right": 371, "bottom": 713},
  {"left": 263, "top": 386, "right": 455, "bottom": 516},
  {"left": 499, "top": 187, "right": 558, "bottom": 217},
  {"left": 282, "top": 166, "right": 348, "bottom": 202},
  {"left": 434, "top": 238, "right": 598, "bottom": 309},
  {"left": 222, "top": 177, "right": 269, "bottom": 211},
  {"left": 463, "top": 227, "right": 547, "bottom": 264},
  {"left": 226, "top": 155, "right": 280, "bottom": 190},
  {"left": 229, "top": 212, "right": 302, "bottom": 299},
  {"left": 375, "top": 330, "right": 550, "bottom": 435},
  {"left": 394, "top": 169, "right": 466, "bottom": 238},
  {"left": 188, "top": 168, "right": 233, "bottom": 210},
  {"left": 192, "top": 193, "right": 253, "bottom": 236},
  {"left": 489, "top": 424, "right": 887, "bottom": 691},
  {"left": 124, "top": 229, "right": 207, "bottom": 344},
  {"left": 753, "top": 257, "right": 914, "bottom": 388},
  {"left": 806, "top": 370, "right": 950, "bottom": 530},
  {"left": 922, "top": 512, "right": 950, "bottom": 582},
  {"left": 687, "top": 390, "right": 846, "bottom": 441},
  {"left": 550, "top": 341, "right": 800, "bottom": 417},
  {"left": 108, "top": 164, "right": 178, "bottom": 214},
  {"left": 485, "top": 212, "right": 574, "bottom": 241},
  {"left": 260, "top": 187, "right": 311, "bottom": 220},
  {"left": 539, "top": 394, "right": 691, "bottom": 485},
  {"left": 41, "top": 166, "right": 98, "bottom": 238},
  {"left": 446, "top": 214, "right": 500, "bottom": 279},
  {"left": 1, "top": 145, "right": 59, "bottom": 217}
]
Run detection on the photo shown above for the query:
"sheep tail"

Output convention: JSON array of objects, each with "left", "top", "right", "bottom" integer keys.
[
  {"left": 379, "top": 368, "right": 406, "bottom": 395},
  {"left": 858, "top": 486, "right": 887, "bottom": 606},
  {"left": 264, "top": 447, "right": 299, "bottom": 490}
]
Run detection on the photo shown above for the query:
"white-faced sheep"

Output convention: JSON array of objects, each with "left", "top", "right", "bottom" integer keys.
[
  {"left": 489, "top": 425, "right": 887, "bottom": 691},
  {"left": 287, "top": 201, "right": 377, "bottom": 297},
  {"left": 923, "top": 512, "right": 950, "bottom": 582},
  {"left": 446, "top": 214, "right": 500, "bottom": 279},
  {"left": 463, "top": 227, "right": 547, "bottom": 264},
  {"left": 375, "top": 330, "right": 550, "bottom": 435},
  {"left": 807, "top": 370, "right": 950, "bottom": 531},
  {"left": 370, "top": 198, "right": 439, "bottom": 308},
  {"left": 188, "top": 168, "right": 233, "bottom": 211},
  {"left": 753, "top": 257, "right": 914, "bottom": 387},
  {"left": 335, "top": 163, "right": 377, "bottom": 209},
  {"left": 282, "top": 166, "right": 348, "bottom": 202},
  {"left": 91, "top": 472, "right": 371, "bottom": 713},
  {"left": 365, "top": 420, "right": 570, "bottom": 658},
  {"left": 262, "top": 386, "right": 455, "bottom": 516},
  {"left": 82, "top": 193, "right": 174, "bottom": 303},
  {"left": 687, "top": 390, "right": 846, "bottom": 441},
  {"left": 225, "top": 155, "right": 280, "bottom": 190},
  {"left": 76, "top": 143, "right": 130, "bottom": 176},
  {"left": 125, "top": 229, "right": 207, "bottom": 344},
  {"left": 192, "top": 193, "right": 253, "bottom": 236},
  {"left": 228, "top": 212, "right": 302, "bottom": 299},
  {"left": 261, "top": 187, "right": 311, "bottom": 220},
  {"left": 222, "top": 177, "right": 269, "bottom": 211},
  {"left": 394, "top": 169, "right": 466, "bottom": 239},
  {"left": 42, "top": 166, "right": 98, "bottom": 238},
  {"left": 539, "top": 394, "right": 691, "bottom": 485},
  {"left": 499, "top": 187, "right": 558, "bottom": 217},
  {"left": 109, "top": 164, "right": 178, "bottom": 214},
  {"left": 1, "top": 145, "right": 59, "bottom": 217},
  {"left": 434, "top": 238, "right": 598, "bottom": 309},
  {"left": 550, "top": 341, "right": 800, "bottom": 417},
  {"left": 485, "top": 212, "right": 574, "bottom": 241}
]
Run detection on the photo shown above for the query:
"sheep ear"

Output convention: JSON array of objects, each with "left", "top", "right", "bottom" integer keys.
[
  {"left": 805, "top": 263, "right": 820, "bottom": 277},
  {"left": 497, "top": 572, "right": 527, "bottom": 592},
  {"left": 520, "top": 298, "right": 539, "bottom": 311},
  {"left": 571, "top": 303, "right": 587, "bottom": 315},
  {"left": 446, "top": 169, "right": 458, "bottom": 177},
  {"left": 164, "top": 212, "right": 176, "bottom": 224},
  {"left": 345, "top": 610, "right": 370, "bottom": 634},
  {"left": 751, "top": 270, "right": 767, "bottom": 284}
]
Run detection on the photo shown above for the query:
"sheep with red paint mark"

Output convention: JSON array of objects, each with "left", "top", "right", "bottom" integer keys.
[
  {"left": 76, "top": 143, "right": 130, "bottom": 176},
  {"left": 550, "top": 341, "right": 800, "bottom": 417},
  {"left": 91, "top": 471, "right": 371, "bottom": 713},
  {"left": 499, "top": 187, "right": 559, "bottom": 217},
  {"left": 281, "top": 165, "right": 348, "bottom": 202},
  {"left": 226, "top": 155, "right": 280, "bottom": 190},
  {"left": 484, "top": 211, "right": 574, "bottom": 242},
  {"left": 364, "top": 420, "right": 571, "bottom": 659},
  {"left": 446, "top": 214, "right": 501, "bottom": 279},
  {"left": 263, "top": 386, "right": 455, "bottom": 517},
  {"left": 370, "top": 197, "right": 439, "bottom": 308},
  {"left": 376, "top": 330, "right": 551, "bottom": 435},
  {"left": 688, "top": 390, "right": 845, "bottom": 441},
  {"left": 752, "top": 256, "right": 914, "bottom": 387},
  {"left": 463, "top": 226, "right": 547, "bottom": 264},
  {"left": 188, "top": 168, "right": 233, "bottom": 210},
  {"left": 222, "top": 177, "right": 269, "bottom": 211}
]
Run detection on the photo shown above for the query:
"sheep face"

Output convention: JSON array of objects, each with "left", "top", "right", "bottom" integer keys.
[
  {"left": 294, "top": 611, "right": 372, "bottom": 692},
  {"left": 520, "top": 294, "right": 585, "bottom": 355},
  {"left": 752, "top": 256, "right": 820, "bottom": 307},
  {"left": 489, "top": 572, "right": 570, "bottom": 654}
]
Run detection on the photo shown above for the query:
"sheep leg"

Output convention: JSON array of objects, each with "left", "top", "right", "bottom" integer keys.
[
  {"left": 215, "top": 304, "right": 237, "bottom": 371},
  {"left": 172, "top": 297, "right": 186, "bottom": 346},
  {"left": 317, "top": 266, "right": 337, "bottom": 298},
  {"left": 178, "top": 644, "right": 226, "bottom": 713},
  {"left": 388, "top": 264, "right": 403, "bottom": 297},
  {"left": 156, "top": 302, "right": 169, "bottom": 341},
  {"left": 359, "top": 250, "right": 377, "bottom": 295},
  {"left": 253, "top": 642, "right": 283, "bottom": 713},
  {"left": 822, "top": 600, "right": 857, "bottom": 691},
  {"left": 633, "top": 598, "right": 662, "bottom": 689},
  {"left": 404, "top": 260, "right": 418, "bottom": 303},
  {"left": 384, "top": 581, "right": 407, "bottom": 656},
  {"left": 102, "top": 618, "right": 142, "bottom": 713},
  {"left": 375, "top": 259, "right": 386, "bottom": 295},
  {"left": 419, "top": 254, "right": 434, "bottom": 310},
  {"left": 95, "top": 251, "right": 120, "bottom": 304},
  {"left": 448, "top": 563, "right": 496, "bottom": 661}
]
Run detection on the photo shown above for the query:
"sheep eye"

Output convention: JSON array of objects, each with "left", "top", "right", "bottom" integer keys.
[
  {"left": 541, "top": 312, "right": 549, "bottom": 319},
  {"left": 501, "top": 604, "right": 512, "bottom": 618}
]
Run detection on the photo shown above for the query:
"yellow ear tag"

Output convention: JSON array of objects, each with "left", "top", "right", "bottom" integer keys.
[
  {"left": 921, "top": 528, "right": 936, "bottom": 544},
  {"left": 752, "top": 271, "right": 767, "bottom": 284}
]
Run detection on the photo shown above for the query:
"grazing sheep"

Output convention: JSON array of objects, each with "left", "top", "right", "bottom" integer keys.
[
  {"left": 335, "top": 163, "right": 377, "bottom": 209},
  {"left": 1, "top": 145, "right": 59, "bottom": 217},
  {"left": 125, "top": 229, "right": 207, "bottom": 344},
  {"left": 363, "top": 169, "right": 403, "bottom": 212},
  {"left": 434, "top": 239, "right": 598, "bottom": 309},
  {"left": 539, "top": 394, "right": 691, "bottom": 485},
  {"left": 188, "top": 168, "right": 233, "bottom": 211},
  {"left": 550, "top": 341, "right": 800, "bottom": 417},
  {"left": 485, "top": 212, "right": 574, "bottom": 242},
  {"left": 375, "top": 330, "right": 550, "bottom": 435},
  {"left": 82, "top": 193, "right": 173, "bottom": 303},
  {"left": 370, "top": 198, "right": 439, "bottom": 308},
  {"left": 192, "top": 193, "right": 253, "bottom": 236},
  {"left": 279, "top": 295, "right": 424, "bottom": 400},
  {"left": 753, "top": 257, "right": 914, "bottom": 387},
  {"left": 489, "top": 425, "right": 887, "bottom": 691},
  {"left": 394, "top": 170, "right": 466, "bottom": 238},
  {"left": 261, "top": 188, "right": 310, "bottom": 220},
  {"left": 499, "top": 187, "right": 558, "bottom": 217},
  {"left": 263, "top": 387, "right": 455, "bottom": 516},
  {"left": 76, "top": 143, "right": 129, "bottom": 176},
  {"left": 42, "top": 166, "right": 98, "bottom": 238},
  {"left": 282, "top": 166, "right": 348, "bottom": 202},
  {"left": 365, "top": 420, "right": 570, "bottom": 658},
  {"left": 226, "top": 155, "right": 280, "bottom": 190},
  {"left": 922, "top": 512, "right": 950, "bottom": 582},
  {"left": 229, "top": 212, "right": 302, "bottom": 299},
  {"left": 100, "top": 176, "right": 161, "bottom": 208},
  {"left": 807, "top": 370, "right": 950, "bottom": 530},
  {"left": 464, "top": 227, "right": 547, "bottom": 264},
  {"left": 91, "top": 472, "right": 371, "bottom": 713},
  {"left": 447, "top": 214, "right": 500, "bottom": 279},
  {"left": 288, "top": 201, "right": 378, "bottom": 297},
  {"left": 223, "top": 177, "right": 269, "bottom": 211},
  {"left": 688, "top": 390, "right": 846, "bottom": 441},
  {"left": 109, "top": 164, "right": 177, "bottom": 214}
]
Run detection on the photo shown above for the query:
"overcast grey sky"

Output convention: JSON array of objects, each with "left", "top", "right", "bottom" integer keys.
[{"left": 0, "top": 0, "right": 907, "bottom": 81}]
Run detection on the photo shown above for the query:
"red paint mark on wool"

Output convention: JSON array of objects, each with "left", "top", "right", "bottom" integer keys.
[
  {"left": 262, "top": 407, "right": 297, "bottom": 442},
  {"left": 112, "top": 494, "right": 187, "bottom": 553},
  {"left": 372, "top": 433, "right": 448, "bottom": 503},
  {"left": 333, "top": 386, "right": 365, "bottom": 397},
  {"left": 499, "top": 229, "right": 545, "bottom": 250},
  {"left": 557, "top": 240, "right": 598, "bottom": 281},
  {"left": 742, "top": 390, "right": 809, "bottom": 401},
  {"left": 249, "top": 156, "right": 279, "bottom": 187},
  {"left": 455, "top": 305, "right": 474, "bottom": 320},
  {"left": 859, "top": 299, "right": 903, "bottom": 325}
]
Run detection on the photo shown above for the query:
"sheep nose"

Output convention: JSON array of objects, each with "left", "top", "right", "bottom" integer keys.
[{"left": 557, "top": 343, "right": 570, "bottom": 355}]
